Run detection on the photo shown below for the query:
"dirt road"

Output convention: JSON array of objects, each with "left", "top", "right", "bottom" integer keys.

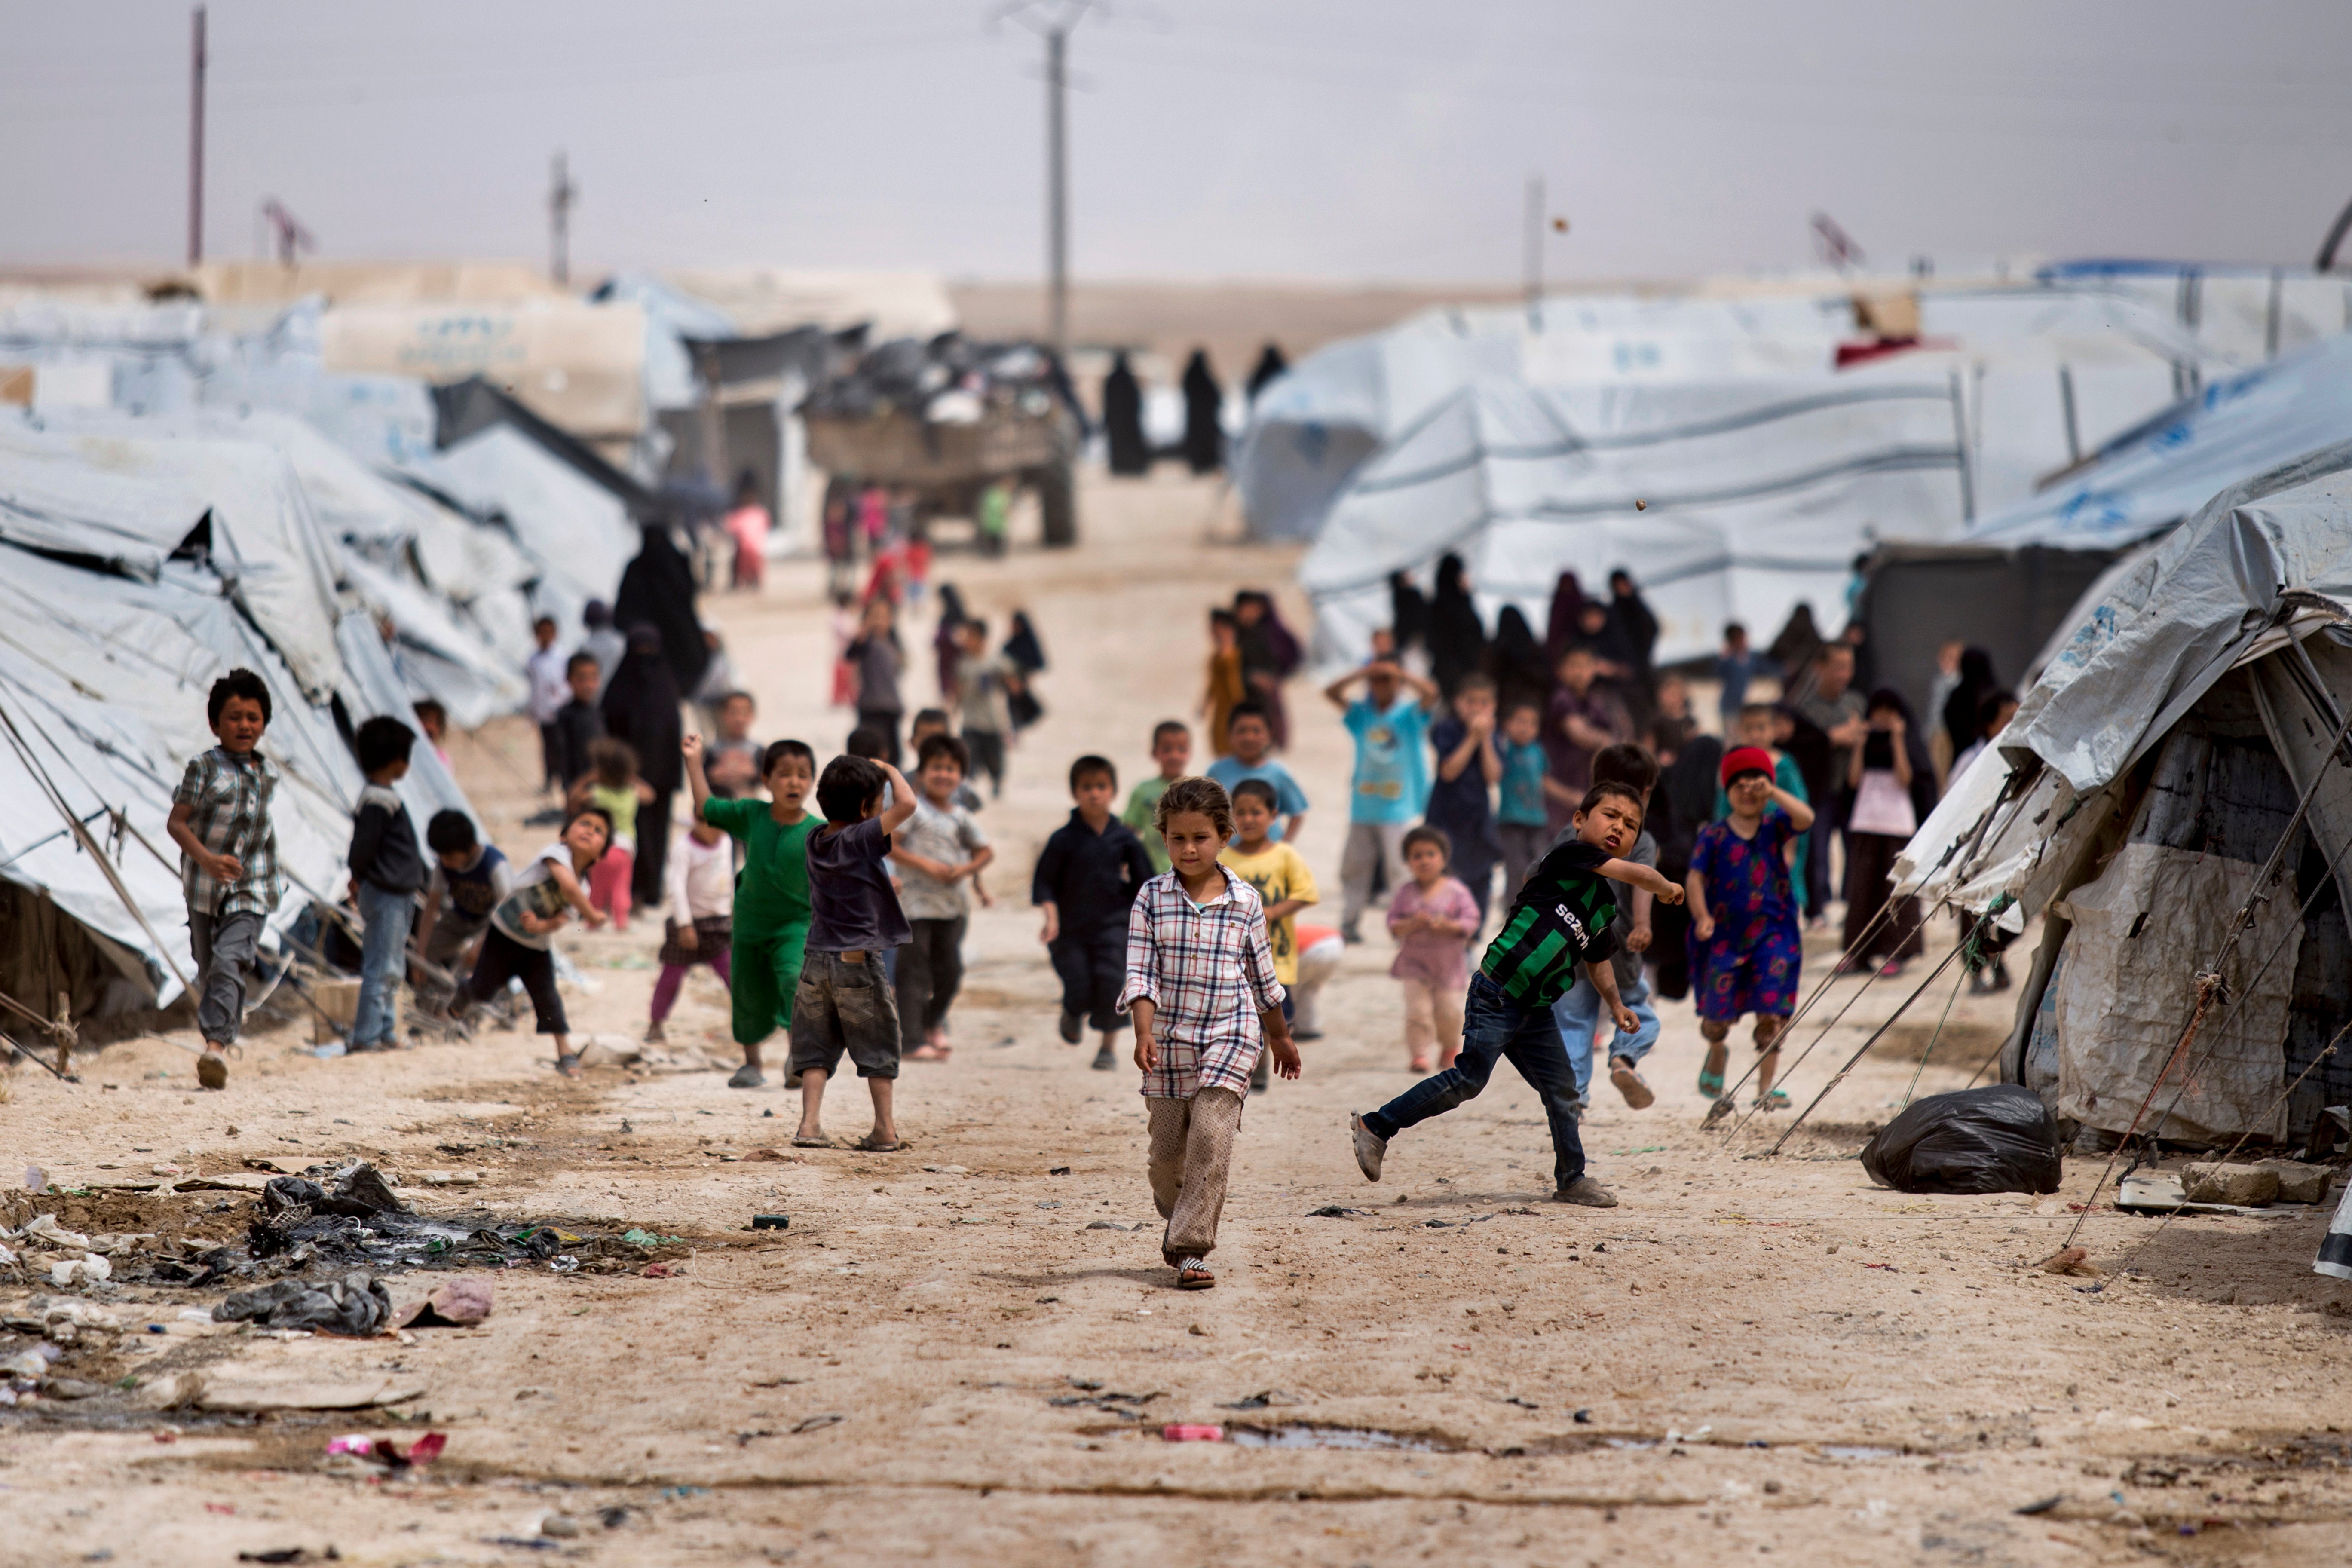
[{"left": 2, "top": 472, "right": 2346, "bottom": 1566}]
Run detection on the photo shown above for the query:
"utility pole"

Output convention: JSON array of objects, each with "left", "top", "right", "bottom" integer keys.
[
  {"left": 994, "top": 1, "right": 1103, "bottom": 356},
  {"left": 187, "top": 6, "right": 207, "bottom": 266},
  {"left": 549, "top": 151, "right": 577, "bottom": 286},
  {"left": 1523, "top": 175, "right": 1544, "bottom": 328}
]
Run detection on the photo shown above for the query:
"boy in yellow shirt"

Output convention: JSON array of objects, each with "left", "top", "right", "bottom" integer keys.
[{"left": 1219, "top": 778, "right": 1318, "bottom": 1092}]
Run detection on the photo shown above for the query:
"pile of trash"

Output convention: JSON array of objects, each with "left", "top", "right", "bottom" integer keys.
[{"left": 800, "top": 333, "right": 1070, "bottom": 426}]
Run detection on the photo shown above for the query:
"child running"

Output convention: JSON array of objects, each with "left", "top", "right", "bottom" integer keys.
[
  {"left": 646, "top": 807, "right": 735, "bottom": 1044},
  {"left": 1689, "top": 745, "right": 1816, "bottom": 1120},
  {"left": 416, "top": 811, "right": 508, "bottom": 1018},
  {"left": 683, "top": 732, "right": 819, "bottom": 1090},
  {"left": 1218, "top": 778, "right": 1318, "bottom": 1092},
  {"left": 892, "top": 733, "right": 993, "bottom": 1063},
  {"left": 1387, "top": 825, "right": 1478, "bottom": 1072},
  {"left": 1121, "top": 720, "right": 1192, "bottom": 873},
  {"left": 167, "top": 669, "right": 285, "bottom": 1091},
  {"left": 346, "top": 716, "right": 425, "bottom": 1054},
  {"left": 1035, "top": 756, "right": 1157, "bottom": 1071},
  {"left": 450, "top": 808, "right": 611, "bottom": 1075},
  {"left": 570, "top": 738, "right": 652, "bottom": 929},
  {"left": 1348, "top": 781, "right": 1683, "bottom": 1207},
  {"left": 790, "top": 753, "right": 919, "bottom": 1150},
  {"left": 1118, "top": 776, "right": 1298, "bottom": 1290}
]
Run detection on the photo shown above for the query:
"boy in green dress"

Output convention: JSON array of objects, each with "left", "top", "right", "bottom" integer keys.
[{"left": 683, "top": 732, "right": 821, "bottom": 1088}]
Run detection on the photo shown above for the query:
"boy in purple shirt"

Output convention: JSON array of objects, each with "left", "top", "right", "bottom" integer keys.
[{"left": 790, "top": 753, "right": 918, "bottom": 1152}]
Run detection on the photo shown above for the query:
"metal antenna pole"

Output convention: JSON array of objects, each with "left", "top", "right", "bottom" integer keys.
[
  {"left": 549, "top": 150, "right": 577, "bottom": 286},
  {"left": 187, "top": 6, "right": 206, "bottom": 265},
  {"left": 1046, "top": 25, "right": 1069, "bottom": 354}
]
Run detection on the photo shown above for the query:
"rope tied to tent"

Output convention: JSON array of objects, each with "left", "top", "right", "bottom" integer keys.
[{"left": 2059, "top": 970, "right": 2223, "bottom": 1253}]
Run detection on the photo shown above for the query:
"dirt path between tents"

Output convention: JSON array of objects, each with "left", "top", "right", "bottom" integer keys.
[{"left": 2, "top": 472, "right": 2348, "bottom": 1567}]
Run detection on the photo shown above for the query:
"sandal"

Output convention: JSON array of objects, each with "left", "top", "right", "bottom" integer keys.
[
  {"left": 851, "top": 1133, "right": 907, "bottom": 1153},
  {"left": 1696, "top": 1068, "right": 1724, "bottom": 1099},
  {"left": 196, "top": 1051, "right": 229, "bottom": 1091},
  {"left": 1609, "top": 1058, "right": 1654, "bottom": 1110},
  {"left": 554, "top": 1052, "right": 582, "bottom": 1078},
  {"left": 1176, "top": 1258, "right": 1216, "bottom": 1290},
  {"left": 791, "top": 1133, "right": 833, "bottom": 1148},
  {"left": 1754, "top": 1088, "right": 1791, "bottom": 1111}
]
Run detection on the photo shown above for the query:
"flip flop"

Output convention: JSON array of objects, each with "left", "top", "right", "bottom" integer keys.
[
  {"left": 1755, "top": 1088, "right": 1792, "bottom": 1111},
  {"left": 791, "top": 1133, "right": 833, "bottom": 1148},
  {"left": 1610, "top": 1059, "right": 1655, "bottom": 1110},
  {"left": 1697, "top": 1068, "right": 1725, "bottom": 1099},
  {"left": 851, "top": 1133, "right": 907, "bottom": 1153}
]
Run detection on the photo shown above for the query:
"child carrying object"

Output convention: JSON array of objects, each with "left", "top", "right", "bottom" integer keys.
[
  {"left": 647, "top": 805, "right": 735, "bottom": 1045},
  {"left": 1218, "top": 778, "right": 1318, "bottom": 1092},
  {"left": 1118, "top": 777, "right": 1298, "bottom": 1290},
  {"left": 346, "top": 716, "right": 425, "bottom": 1054},
  {"left": 1688, "top": 745, "right": 1816, "bottom": 1119},
  {"left": 450, "top": 808, "right": 612, "bottom": 1076},
  {"left": 1349, "top": 781, "right": 1683, "bottom": 1208},
  {"left": 790, "top": 752, "right": 919, "bottom": 1151},
  {"left": 1386, "top": 826, "right": 1478, "bottom": 1073},
  {"left": 416, "top": 811, "right": 508, "bottom": 1018}
]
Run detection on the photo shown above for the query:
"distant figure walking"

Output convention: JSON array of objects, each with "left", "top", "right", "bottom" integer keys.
[
  {"left": 725, "top": 470, "right": 770, "bottom": 591},
  {"left": 1103, "top": 351, "right": 1151, "bottom": 476},
  {"left": 1181, "top": 349, "right": 1223, "bottom": 475},
  {"left": 1245, "top": 342, "right": 1289, "bottom": 403}
]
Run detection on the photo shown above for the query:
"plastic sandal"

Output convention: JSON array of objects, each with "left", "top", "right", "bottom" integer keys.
[
  {"left": 1755, "top": 1088, "right": 1792, "bottom": 1110},
  {"left": 1697, "top": 1068, "right": 1725, "bottom": 1099}
]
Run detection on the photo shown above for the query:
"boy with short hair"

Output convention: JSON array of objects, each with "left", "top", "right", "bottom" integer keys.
[
  {"left": 1349, "top": 780, "right": 1684, "bottom": 1208},
  {"left": 347, "top": 716, "right": 425, "bottom": 1054},
  {"left": 910, "top": 709, "right": 985, "bottom": 813},
  {"left": 452, "top": 808, "right": 611, "bottom": 1075},
  {"left": 1219, "top": 777, "right": 1318, "bottom": 1092},
  {"left": 1036, "top": 755, "right": 1157, "bottom": 1071},
  {"left": 416, "top": 810, "right": 508, "bottom": 1017},
  {"left": 551, "top": 651, "right": 605, "bottom": 792},
  {"left": 790, "top": 752, "right": 919, "bottom": 1149},
  {"left": 1122, "top": 720, "right": 1192, "bottom": 873},
  {"left": 684, "top": 733, "right": 821, "bottom": 1090},
  {"left": 525, "top": 615, "right": 568, "bottom": 793},
  {"left": 1323, "top": 658, "right": 1439, "bottom": 942},
  {"left": 1495, "top": 700, "right": 1550, "bottom": 894},
  {"left": 1203, "top": 704, "right": 1308, "bottom": 845},
  {"left": 954, "top": 618, "right": 1019, "bottom": 797},
  {"left": 893, "top": 732, "right": 994, "bottom": 1063},
  {"left": 705, "top": 691, "right": 764, "bottom": 800},
  {"left": 1690, "top": 745, "right": 1816, "bottom": 1119},
  {"left": 1550, "top": 744, "right": 1666, "bottom": 1112},
  {"left": 168, "top": 668, "right": 285, "bottom": 1090}
]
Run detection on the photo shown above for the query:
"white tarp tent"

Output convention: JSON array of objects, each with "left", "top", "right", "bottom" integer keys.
[{"left": 1890, "top": 442, "right": 2352, "bottom": 1144}]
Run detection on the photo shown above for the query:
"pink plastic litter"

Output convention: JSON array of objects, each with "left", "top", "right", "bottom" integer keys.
[{"left": 1161, "top": 1424, "right": 1224, "bottom": 1442}]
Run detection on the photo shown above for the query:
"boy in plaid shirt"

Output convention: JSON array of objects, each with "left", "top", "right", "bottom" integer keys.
[
  {"left": 1117, "top": 776, "right": 1298, "bottom": 1291},
  {"left": 166, "top": 669, "right": 285, "bottom": 1091}
]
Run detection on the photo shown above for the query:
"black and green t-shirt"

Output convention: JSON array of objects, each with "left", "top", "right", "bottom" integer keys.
[{"left": 1478, "top": 840, "right": 1621, "bottom": 1006}]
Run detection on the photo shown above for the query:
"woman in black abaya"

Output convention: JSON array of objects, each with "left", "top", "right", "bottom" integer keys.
[
  {"left": 1425, "top": 553, "right": 1487, "bottom": 698},
  {"left": 1180, "top": 349, "right": 1224, "bottom": 475},
  {"left": 600, "top": 624, "right": 686, "bottom": 910},
  {"left": 1102, "top": 352, "right": 1150, "bottom": 476}
]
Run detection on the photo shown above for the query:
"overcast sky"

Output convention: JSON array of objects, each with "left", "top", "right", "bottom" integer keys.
[{"left": 3, "top": 0, "right": 2348, "bottom": 283}]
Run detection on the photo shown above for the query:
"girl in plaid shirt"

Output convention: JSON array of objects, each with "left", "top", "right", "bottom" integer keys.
[{"left": 1117, "top": 776, "right": 1298, "bottom": 1291}]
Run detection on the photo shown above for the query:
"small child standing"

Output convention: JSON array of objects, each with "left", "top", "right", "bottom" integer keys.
[
  {"left": 891, "top": 733, "right": 994, "bottom": 1063},
  {"left": 1349, "top": 781, "right": 1683, "bottom": 1207},
  {"left": 1118, "top": 776, "right": 1298, "bottom": 1290},
  {"left": 167, "top": 669, "right": 285, "bottom": 1091},
  {"left": 346, "top": 716, "right": 425, "bottom": 1054},
  {"left": 1035, "top": 756, "right": 1158, "bottom": 1071},
  {"left": 1323, "top": 658, "right": 1438, "bottom": 942},
  {"left": 1203, "top": 704, "right": 1310, "bottom": 844},
  {"left": 1219, "top": 778, "right": 1318, "bottom": 1092},
  {"left": 1494, "top": 700, "right": 1551, "bottom": 894},
  {"left": 647, "top": 810, "right": 735, "bottom": 1044},
  {"left": 1688, "top": 745, "right": 1816, "bottom": 1118},
  {"left": 1121, "top": 720, "right": 1192, "bottom": 873},
  {"left": 570, "top": 738, "right": 653, "bottom": 929},
  {"left": 684, "top": 734, "right": 821, "bottom": 1090},
  {"left": 790, "top": 753, "right": 919, "bottom": 1150},
  {"left": 451, "top": 808, "right": 611, "bottom": 1075},
  {"left": 704, "top": 691, "right": 764, "bottom": 799},
  {"left": 910, "top": 710, "right": 986, "bottom": 813},
  {"left": 1386, "top": 825, "right": 1478, "bottom": 1073},
  {"left": 416, "top": 811, "right": 508, "bottom": 1017},
  {"left": 954, "top": 619, "right": 1019, "bottom": 797},
  {"left": 552, "top": 651, "right": 605, "bottom": 793},
  {"left": 525, "top": 615, "right": 568, "bottom": 793}
]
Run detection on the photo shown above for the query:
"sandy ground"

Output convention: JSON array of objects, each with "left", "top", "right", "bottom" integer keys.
[{"left": 2, "top": 470, "right": 2349, "bottom": 1568}]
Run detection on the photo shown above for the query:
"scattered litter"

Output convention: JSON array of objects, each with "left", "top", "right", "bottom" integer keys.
[
  {"left": 215, "top": 1273, "right": 394, "bottom": 1336},
  {"left": 2034, "top": 1246, "right": 2100, "bottom": 1278},
  {"left": 1859, "top": 1085, "right": 2062, "bottom": 1195},
  {"left": 1225, "top": 1424, "right": 1447, "bottom": 1451},
  {"left": 1162, "top": 1424, "right": 1224, "bottom": 1442},
  {"left": 41, "top": 1376, "right": 104, "bottom": 1399},
  {"left": 1049, "top": 1166, "right": 1071, "bottom": 1175},
  {"left": 1821, "top": 1445, "right": 1899, "bottom": 1460},
  {"left": 641, "top": 1263, "right": 675, "bottom": 1279},
  {"left": 1085, "top": 1221, "right": 1133, "bottom": 1231},
  {"left": 1504, "top": 1396, "right": 1540, "bottom": 1410},
  {"left": 2015, "top": 1494, "right": 2065, "bottom": 1516},
  {"left": 1036, "top": 1200, "right": 1061, "bottom": 1210},
  {"left": 922, "top": 1164, "right": 970, "bottom": 1175},
  {"left": 418, "top": 1171, "right": 481, "bottom": 1188},
  {"left": 1218, "top": 1389, "right": 1304, "bottom": 1410},
  {"left": 622, "top": 1228, "right": 686, "bottom": 1248},
  {"left": 750, "top": 1214, "right": 790, "bottom": 1231},
  {"left": 791, "top": 1413, "right": 845, "bottom": 1434},
  {"left": 1307, "top": 1206, "right": 1368, "bottom": 1219},
  {"left": 1574, "top": 1409, "right": 1592, "bottom": 1424},
  {"left": 394, "top": 1277, "right": 493, "bottom": 1329},
  {"left": 236, "top": 1551, "right": 338, "bottom": 1565},
  {"left": 325, "top": 1430, "right": 446, "bottom": 1468}
]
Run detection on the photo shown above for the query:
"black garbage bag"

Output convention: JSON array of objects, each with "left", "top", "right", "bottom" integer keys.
[
  {"left": 1860, "top": 1084, "right": 2064, "bottom": 1195},
  {"left": 214, "top": 1271, "right": 395, "bottom": 1336},
  {"left": 263, "top": 1163, "right": 405, "bottom": 1219}
]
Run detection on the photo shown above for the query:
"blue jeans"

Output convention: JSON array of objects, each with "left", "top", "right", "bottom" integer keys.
[
  {"left": 1363, "top": 971, "right": 1586, "bottom": 1191},
  {"left": 353, "top": 881, "right": 414, "bottom": 1047},
  {"left": 1553, "top": 966, "right": 1659, "bottom": 1103}
]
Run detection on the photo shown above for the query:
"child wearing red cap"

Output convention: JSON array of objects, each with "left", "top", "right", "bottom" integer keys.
[{"left": 1687, "top": 744, "right": 1815, "bottom": 1119}]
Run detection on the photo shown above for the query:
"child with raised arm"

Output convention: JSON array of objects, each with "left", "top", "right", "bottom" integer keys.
[
  {"left": 1689, "top": 745, "right": 1816, "bottom": 1119},
  {"left": 1119, "top": 776, "right": 1298, "bottom": 1291},
  {"left": 684, "top": 732, "right": 819, "bottom": 1090},
  {"left": 450, "top": 807, "right": 611, "bottom": 1076},
  {"left": 1349, "top": 780, "right": 1683, "bottom": 1208},
  {"left": 892, "top": 732, "right": 994, "bottom": 1063},
  {"left": 1323, "top": 657, "right": 1438, "bottom": 942},
  {"left": 789, "top": 752, "right": 919, "bottom": 1150},
  {"left": 168, "top": 668, "right": 285, "bottom": 1091}
]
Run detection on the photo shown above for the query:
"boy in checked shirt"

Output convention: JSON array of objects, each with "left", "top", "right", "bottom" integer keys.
[
  {"left": 165, "top": 669, "right": 285, "bottom": 1091},
  {"left": 1117, "top": 776, "right": 1299, "bottom": 1291}
]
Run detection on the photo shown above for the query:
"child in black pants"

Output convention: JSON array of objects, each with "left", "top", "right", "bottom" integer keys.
[{"left": 1034, "top": 755, "right": 1155, "bottom": 1071}]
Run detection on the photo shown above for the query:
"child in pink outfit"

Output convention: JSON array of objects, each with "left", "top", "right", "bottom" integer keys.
[{"left": 1387, "top": 825, "right": 1480, "bottom": 1072}]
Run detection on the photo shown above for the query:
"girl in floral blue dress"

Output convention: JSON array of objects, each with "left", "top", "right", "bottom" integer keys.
[{"left": 1686, "top": 746, "right": 1816, "bottom": 1116}]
